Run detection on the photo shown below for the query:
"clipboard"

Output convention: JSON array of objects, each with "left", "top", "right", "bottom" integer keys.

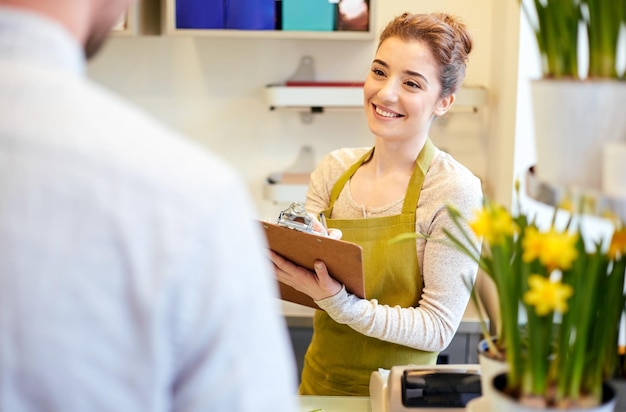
[{"left": 260, "top": 221, "right": 365, "bottom": 309}]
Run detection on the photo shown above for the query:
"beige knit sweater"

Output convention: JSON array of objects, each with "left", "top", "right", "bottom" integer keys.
[{"left": 305, "top": 146, "right": 483, "bottom": 352}]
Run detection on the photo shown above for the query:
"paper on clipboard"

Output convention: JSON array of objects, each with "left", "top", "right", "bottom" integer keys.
[{"left": 260, "top": 221, "right": 365, "bottom": 309}]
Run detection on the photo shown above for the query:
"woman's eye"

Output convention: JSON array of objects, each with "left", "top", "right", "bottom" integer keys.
[
  {"left": 371, "top": 68, "right": 385, "bottom": 76},
  {"left": 405, "top": 80, "right": 422, "bottom": 89}
]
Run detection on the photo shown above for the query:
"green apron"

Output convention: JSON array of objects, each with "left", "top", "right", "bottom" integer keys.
[{"left": 300, "top": 139, "right": 438, "bottom": 396}]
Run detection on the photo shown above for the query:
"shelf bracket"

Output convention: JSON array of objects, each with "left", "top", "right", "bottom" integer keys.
[
  {"left": 289, "top": 56, "right": 316, "bottom": 82},
  {"left": 298, "top": 106, "right": 324, "bottom": 124}
]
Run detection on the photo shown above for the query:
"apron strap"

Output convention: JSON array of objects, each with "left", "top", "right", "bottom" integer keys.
[
  {"left": 327, "top": 148, "right": 374, "bottom": 213},
  {"left": 401, "top": 138, "right": 436, "bottom": 214}
]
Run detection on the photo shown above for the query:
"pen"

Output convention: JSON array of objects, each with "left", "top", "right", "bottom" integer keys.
[{"left": 318, "top": 212, "right": 328, "bottom": 233}]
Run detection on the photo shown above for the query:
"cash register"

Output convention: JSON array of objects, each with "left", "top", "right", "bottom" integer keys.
[{"left": 369, "top": 364, "right": 482, "bottom": 412}]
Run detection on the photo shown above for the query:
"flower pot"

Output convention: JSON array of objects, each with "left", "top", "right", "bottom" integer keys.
[
  {"left": 608, "top": 378, "right": 626, "bottom": 412},
  {"left": 491, "top": 372, "right": 617, "bottom": 412},
  {"left": 477, "top": 337, "right": 508, "bottom": 399},
  {"left": 530, "top": 79, "right": 626, "bottom": 192}
]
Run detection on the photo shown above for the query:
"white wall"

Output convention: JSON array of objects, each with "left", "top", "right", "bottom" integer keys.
[{"left": 88, "top": 0, "right": 520, "bottom": 218}]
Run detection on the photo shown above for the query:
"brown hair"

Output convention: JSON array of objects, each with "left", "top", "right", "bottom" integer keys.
[{"left": 378, "top": 12, "right": 473, "bottom": 97}]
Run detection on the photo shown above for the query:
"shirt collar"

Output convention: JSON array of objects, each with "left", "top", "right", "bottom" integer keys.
[{"left": 0, "top": 6, "right": 86, "bottom": 75}]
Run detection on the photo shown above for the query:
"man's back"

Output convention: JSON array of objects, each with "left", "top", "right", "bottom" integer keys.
[{"left": 0, "top": 6, "right": 297, "bottom": 411}]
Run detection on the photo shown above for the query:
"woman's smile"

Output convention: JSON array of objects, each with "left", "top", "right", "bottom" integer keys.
[{"left": 373, "top": 103, "right": 404, "bottom": 118}]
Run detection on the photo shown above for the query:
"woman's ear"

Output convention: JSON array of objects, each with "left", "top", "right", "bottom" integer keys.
[{"left": 434, "top": 93, "right": 455, "bottom": 116}]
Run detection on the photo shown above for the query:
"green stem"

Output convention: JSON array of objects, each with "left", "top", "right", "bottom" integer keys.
[
  {"left": 493, "top": 241, "right": 522, "bottom": 390},
  {"left": 567, "top": 251, "right": 602, "bottom": 400},
  {"left": 525, "top": 307, "right": 552, "bottom": 396}
]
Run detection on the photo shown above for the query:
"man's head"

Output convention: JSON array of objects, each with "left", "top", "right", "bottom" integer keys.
[{"left": 0, "top": 0, "right": 134, "bottom": 59}]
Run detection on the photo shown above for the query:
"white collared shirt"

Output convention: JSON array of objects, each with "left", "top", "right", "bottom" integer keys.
[{"left": 0, "top": 7, "right": 297, "bottom": 411}]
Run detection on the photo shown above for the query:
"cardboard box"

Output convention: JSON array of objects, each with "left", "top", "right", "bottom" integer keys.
[
  {"left": 176, "top": 0, "right": 224, "bottom": 29},
  {"left": 226, "top": 0, "right": 276, "bottom": 30},
  {"left": 282, "top": 0, "right": 336, "bottom": 31},
  {"left": 176, "top": 0, "right": 276, "bottom": 30}
]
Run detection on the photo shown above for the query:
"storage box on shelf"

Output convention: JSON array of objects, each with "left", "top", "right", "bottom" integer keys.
[
  {"left": 282, "top": 0, "right": 336, "bottom": 32},
  {"left": 162, "top": 0, "right": 376, "bottom": 40}
]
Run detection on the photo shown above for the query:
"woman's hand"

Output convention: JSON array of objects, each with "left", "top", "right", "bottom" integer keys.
[
  {"left": 269, "top": 251, "right": 342, "bottom": 301},
  {"left": 309, "top": 213, "right": 343, "bottom": 240}
]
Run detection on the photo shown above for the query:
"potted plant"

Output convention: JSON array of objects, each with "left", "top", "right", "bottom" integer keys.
[
  {"left": 442, "top": 184, "right": 626, "bottom": 410},
  {"left": 519, "top": 0, "right": 626, "bottom": 193}
]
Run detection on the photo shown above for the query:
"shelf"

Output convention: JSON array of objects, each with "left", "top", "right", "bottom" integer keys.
[
  {"left": 525, "top": 166, "right": 626, "bottom": 221},
  {"left": 162, "top": 0, "right": 375, "bottom": 40},
  {"left": 265, "top": 83, "right": 364, "bottom": 109},
  {"left": 264, "top": 84, "right": 489, "bottom": 112},
  {"left": 163, "top": 28, "right": 375, "bottom": 40}
]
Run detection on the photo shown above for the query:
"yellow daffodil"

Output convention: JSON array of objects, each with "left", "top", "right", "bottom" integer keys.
[
  {"left": 608, "top": 227, "right": 626, "bottom": 260},
  {"left": 522, "top": 226, "right": 578, "bottom": 271},
  {"left": 469, "top": 205, "right": 518, "bottom": 245},
  {"left": 523, "top": 274, "right": 573, "bottom": 316}
]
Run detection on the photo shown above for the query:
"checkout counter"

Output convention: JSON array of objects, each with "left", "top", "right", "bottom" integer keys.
[
  {"left": 296, "top": 393, "right": 485, "bottom": 412},
  {"left": 295, "top": 363, "right": 484, "bottom": 412}
]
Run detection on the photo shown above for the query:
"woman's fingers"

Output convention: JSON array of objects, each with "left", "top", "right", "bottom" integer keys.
[
  {"left": 327, "top": 228, "right": 343, "bottom": 240},
  {"left": 269, "top": 252, "right": 341, "bottom": 300},
  {"left": 270, "top": 251, "right": 311, "bottom": 287},
  {"left": 312, "top": 261, "right": 342, "bottom": 297}
]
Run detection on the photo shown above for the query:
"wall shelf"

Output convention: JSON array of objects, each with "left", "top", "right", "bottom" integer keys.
[
  {"left": 162, "top": 28, "right": 375, "bottom": 41},
  {"left": 264, "top": 84, "right": 489, "bottom": 113},
  {"left": 265, "top": 83, "right": 365, "bottom": 109},
  {"left": 525, "top": 166, "right": 626, "bottom": 221}
]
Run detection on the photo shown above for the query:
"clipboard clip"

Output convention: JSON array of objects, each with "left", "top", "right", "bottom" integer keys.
[{"left": 277, "top": 202, "right": 314, "bottom": 233}]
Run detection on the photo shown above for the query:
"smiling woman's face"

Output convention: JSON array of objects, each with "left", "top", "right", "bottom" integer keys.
[{"left": 363, "top": 36, "right": 452, "bottom": 144}]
